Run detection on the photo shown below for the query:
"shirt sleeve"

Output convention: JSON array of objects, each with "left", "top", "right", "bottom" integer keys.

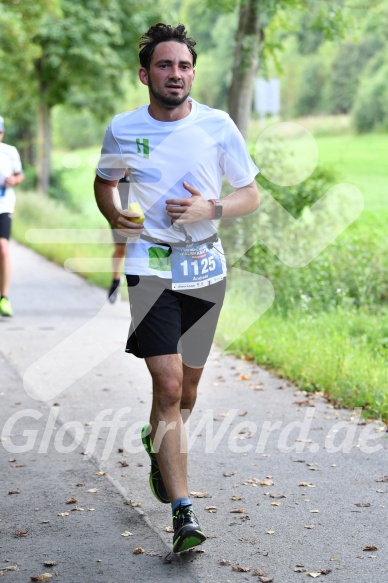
[
  {"left": 96, "top": 123, "right": 126, "bottom": 181},
  {"left": 11, "top": 147, "right": 23, "bottom": 174},
  {"left": 220, "top": 117, "right": 259, "bottom": 188}
]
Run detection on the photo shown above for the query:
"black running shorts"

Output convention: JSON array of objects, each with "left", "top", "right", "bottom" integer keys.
[
  {"left": 125, "top": 275, "right": 226, "bottom": 367},
  {"left": 0, "top": 213, "right": 12, "bottom": 240}
]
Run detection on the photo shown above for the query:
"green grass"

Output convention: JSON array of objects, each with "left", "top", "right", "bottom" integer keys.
[
  {"left": 217, "top": 283, "right": 388, "bottom": 422},
  {"left": 12, "top": 128, "right": 388, "bottom": 422}
]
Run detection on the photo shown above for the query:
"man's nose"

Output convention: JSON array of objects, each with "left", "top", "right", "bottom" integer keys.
[{"left": 169, "top": 65, "right": 181, "bottom": 79}]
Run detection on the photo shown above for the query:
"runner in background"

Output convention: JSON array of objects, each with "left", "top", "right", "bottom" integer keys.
[
  {"left": 0, "top": 115, "right": 24, "bottom": 317},
  {"left": 108, "top": 170, "right": 129, "bottom": 303}
]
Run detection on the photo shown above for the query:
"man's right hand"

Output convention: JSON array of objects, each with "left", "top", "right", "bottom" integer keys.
[{"left": 112, "top": 210, "right": 145, "bottom": 238}]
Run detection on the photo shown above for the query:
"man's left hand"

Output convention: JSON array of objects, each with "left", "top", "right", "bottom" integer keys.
[{"left": 166, "top": 181, "right": 213, "bottom": 223}]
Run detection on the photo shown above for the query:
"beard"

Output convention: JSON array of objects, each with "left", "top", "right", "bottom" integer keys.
[{"left": 148, "top": 77, "right": 191, "bottom": 109}]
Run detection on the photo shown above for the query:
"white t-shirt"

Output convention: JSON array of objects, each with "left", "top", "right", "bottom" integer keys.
[
  {"left": 0, "top": 142, "right": 23, "bottom": 214},
  {"left": 97, "top": 99, "right": 259, "bottom": 277}
]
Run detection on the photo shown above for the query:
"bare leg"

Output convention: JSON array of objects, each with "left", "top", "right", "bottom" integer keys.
[
  {"left": 180, "top": 364, "right": 203, "bottom": 423},
  {"left": 0, "top": 238, "right": 11, "bottom": 297},
  {"left": 146, "top": 354, "right": 189, "bottom": 502},
  {"left": 112, "top": 242, "right": 126, "bottom": 280}
]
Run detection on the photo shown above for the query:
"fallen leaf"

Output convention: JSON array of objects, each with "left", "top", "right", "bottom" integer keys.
[
  {"left": 270, "top": 493, "right": 285, "bottom": 499},
  {"left": 230, "top": 508, "right": 244, "bottom": 513},
  {"left": 258, "top": 577, "right": 273, "bottom": 583},
  {"left": 310, "top": 510, "right": 320, "bottom": 513},
  {"left": 8, "top": 490, "right": 20, "bottom": 495},
  {"left": 133, "top": 547, "right": 145, "bottom": 554},
  {"left": 232, "top": 565, "right": 251, "bottom": 572},
  {"left": 75, "top": 483, "right": 85, "bottom": 487},
  {"left": 231, "top": 495, "right": 243, "bottom": 501},
  {"left": 70, "top": 507, "right": 84, "bottom": 512},
  {"left": 239, "top": 411, "right": 248, "bottom": 416},
  {"left": 121, "top": 531, "right": 133, "bottom": 537},
  {"left": 298, "top": 482, "right": 316, "bottom": 488},
  {"left": 15, "top": 530, "right": 28, "bottom": 537},
  {"left": 320, "top": 569, "right": 332, "bottom": 575},
  {"left": 65, "top": 497, "right": 77, "bottom": 504},
  {"left": 363, "top": 546, "right": 377, "bottom": 551},
  {"left": 119, "top": 461, "right": 129, "bottom": 467},
  {"left": 266, "top": 530, "right": 275, "bottom": 535},
  {"left": 252, "top": 569, "right": 267, "bottom": 577},
  {"left": 86, "top": 488, "right": 99, "bottom": 493},
  {"left": 219, "top": 559, "right": 232, "bottom": 566},
  {"left": 165, "top": 526, "right": 174, "bottom": 532},
  {"left": 304, "top": 525, "right": 316, "bottom": 529},
  {"left": 205, "top": 505, "right": 218, "bottom": 513},
  {"left": 294, "top": 566, "right": 306, "bottom": 572},
  {"left": 57, "top": 512, "right": 69, "bottom": 517},
  {"left": 306, "top": 573, "right": 321, "bottom": 578},
  {"left": 96, "top": 471, "right": 105, "bottom": 476},
  {"left": 42, "top": 561, "right": 57, "bottom": 567},
  {"left": 223, "top": 470, "right": 237, "bottom": 477},
  {"left": 190, "top": 491, "right": 211, "bottom": 498},
  {"left": 240, "top": 374, "right": 251, "bottom": 380},
  {"left": 30, "top": 574, "right": 53, "bottom": 581},
  {"left": 375, "top": 476, "right": 388, "bottom": 482},
  {"left": 271, "top": 502, "right": 281, "bottom": 506},
  {"left": 355, "top": 502, "right": 371, "bottom": 507}
]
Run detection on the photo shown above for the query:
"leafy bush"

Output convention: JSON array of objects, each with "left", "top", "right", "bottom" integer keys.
[{"left": 352, "top": 61, "right": 388, "bottom": 132}]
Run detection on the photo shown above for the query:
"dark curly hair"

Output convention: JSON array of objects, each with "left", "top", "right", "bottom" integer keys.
[{"left": 139, "top": 23, "right": 197, "bottom": 70}]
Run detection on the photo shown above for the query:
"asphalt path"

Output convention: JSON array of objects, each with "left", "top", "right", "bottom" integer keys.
[{"left": 1, "top": 241, "right": 387, "bottom": 582}]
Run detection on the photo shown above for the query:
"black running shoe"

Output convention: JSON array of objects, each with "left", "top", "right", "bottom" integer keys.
[
  {"left": 172, "top": 504, "right": 206, "bottom": 553},
  {"left": 141, "top": 423, "right": 170, "bottom": 504},
  {"left": 108, "top": 278, "right": 121, "bottom": 303}
]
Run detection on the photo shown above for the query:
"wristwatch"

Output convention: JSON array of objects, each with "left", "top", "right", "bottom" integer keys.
[{"left": 210, "top": 199, "right": 223, "bottom": 219}]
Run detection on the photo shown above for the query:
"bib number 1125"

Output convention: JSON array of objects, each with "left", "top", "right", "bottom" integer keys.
[{"left": 180, "top": 255, "right": 216, "bottom": 276}]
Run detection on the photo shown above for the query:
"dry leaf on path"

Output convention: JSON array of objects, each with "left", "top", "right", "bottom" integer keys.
[
  {"left": 42, "top": 561, "right": 57, "bottom": 567},
  {"left": 96, "top": 471, "right": 105, "bottom": 476},
  {"left": 320, "top": 569, "right": 332, "bottom": 575},
  {"left": 57, "top": 513, "right": 69, "bottom": 517},
  {"left": 119, "top": 461, "right": 129, "bottom": 467},
  {"left": 258, "top": 577, "right": 273, "bottom": 583},
  {"left": 240, "top": 374, "right": 251, "bottom": 380},
  {"left": 30, "top": 574, "right": 53, "bottom": 582},
  {"left": 307, "top": 574, "right": 321, "bottom": 578},
  {"left": 363, "top": 545, "right": 377, "bottom": 551},
  {"left": 298, "top": 482, "right": 316, "bottom": 488},
  {"left": 232, "top": 565, "right": 251, "bottom": 572},
  {"left": 223, "top": 470, "right": 237, "bottom": 477},
  {"left": 271, "top": 502, "right": 281, "bottom": 506},
  {"left": 266, "top": 531, "right": 275, "bottom": 535},
  {"left": 15, "top": 530, "right": 28, "bottom": 537},
  {"left": 65, "top": 497, "right": 77, "bottom": 504},
  {"left": 219, "top": 559, "right": 232, "bottom": 566},
  {"left": 133, "top": 547, "right": 145, "bottom": 554},
  {"left": 304, "top": 525, "right": 316, "bottom": 529},
  {"left": 190, "top": 491, "right": 211, "bottom": 498},
  {"left": 270, "top": 493, "right": 285, "bottom": 499},
  {"left": 8, "top": 490, "right": 20, "bottom": 495},
  {"left": 355, "top": 502, "right": 370, "bottom": 507},
  {"left": 165, "top": 526, "right": 174, "bottom": 532},
  {"left": 294, "top": 566, "right": 306, "bottom": 572},
  {"left": 121, "top": 531, "right": 133, "bottom": 537},
  {"left": 86, "top": 488, "right": 99, "bottom": 493},
  {"left": 375, "top": 476, "right": 388, "bottom": 482},
  {"left": 205, "top": 506, "right": 218, "bottom": 513},
  {"left": 230, "top": 508, "right": 244, "bottom": 513}
]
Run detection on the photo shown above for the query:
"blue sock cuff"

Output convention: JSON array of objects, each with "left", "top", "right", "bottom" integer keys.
[{"left": 171, "top": 497, "right": 191, "bottom": 513}]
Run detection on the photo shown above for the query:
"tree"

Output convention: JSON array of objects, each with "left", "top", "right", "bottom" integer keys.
[
  {"left": 226, "top": 0, "right": 351, "bottom": 138},
  {"left": 0, "top": 0, "right": 160, "bottom": 192}
]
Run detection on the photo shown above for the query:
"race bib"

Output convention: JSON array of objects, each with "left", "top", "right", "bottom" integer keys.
[{"left": 171, "top": 242, "right": 226, "bottom": 290}]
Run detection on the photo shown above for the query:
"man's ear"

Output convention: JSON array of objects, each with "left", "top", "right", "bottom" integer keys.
[{"left": 138, "top": 67, "right": 149, "bottom": 86}]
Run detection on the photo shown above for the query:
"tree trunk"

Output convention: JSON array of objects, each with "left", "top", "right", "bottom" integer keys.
[
  {"left": 37, "top": 91, "right": 51, "bottom": 193},
  {"left": 228, "top": 0, "right": 263, "bottom": 139}
]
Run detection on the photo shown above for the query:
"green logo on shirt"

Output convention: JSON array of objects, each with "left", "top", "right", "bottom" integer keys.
[{"left": 136, "top": 138, "right": 149, "bottom": 158}]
